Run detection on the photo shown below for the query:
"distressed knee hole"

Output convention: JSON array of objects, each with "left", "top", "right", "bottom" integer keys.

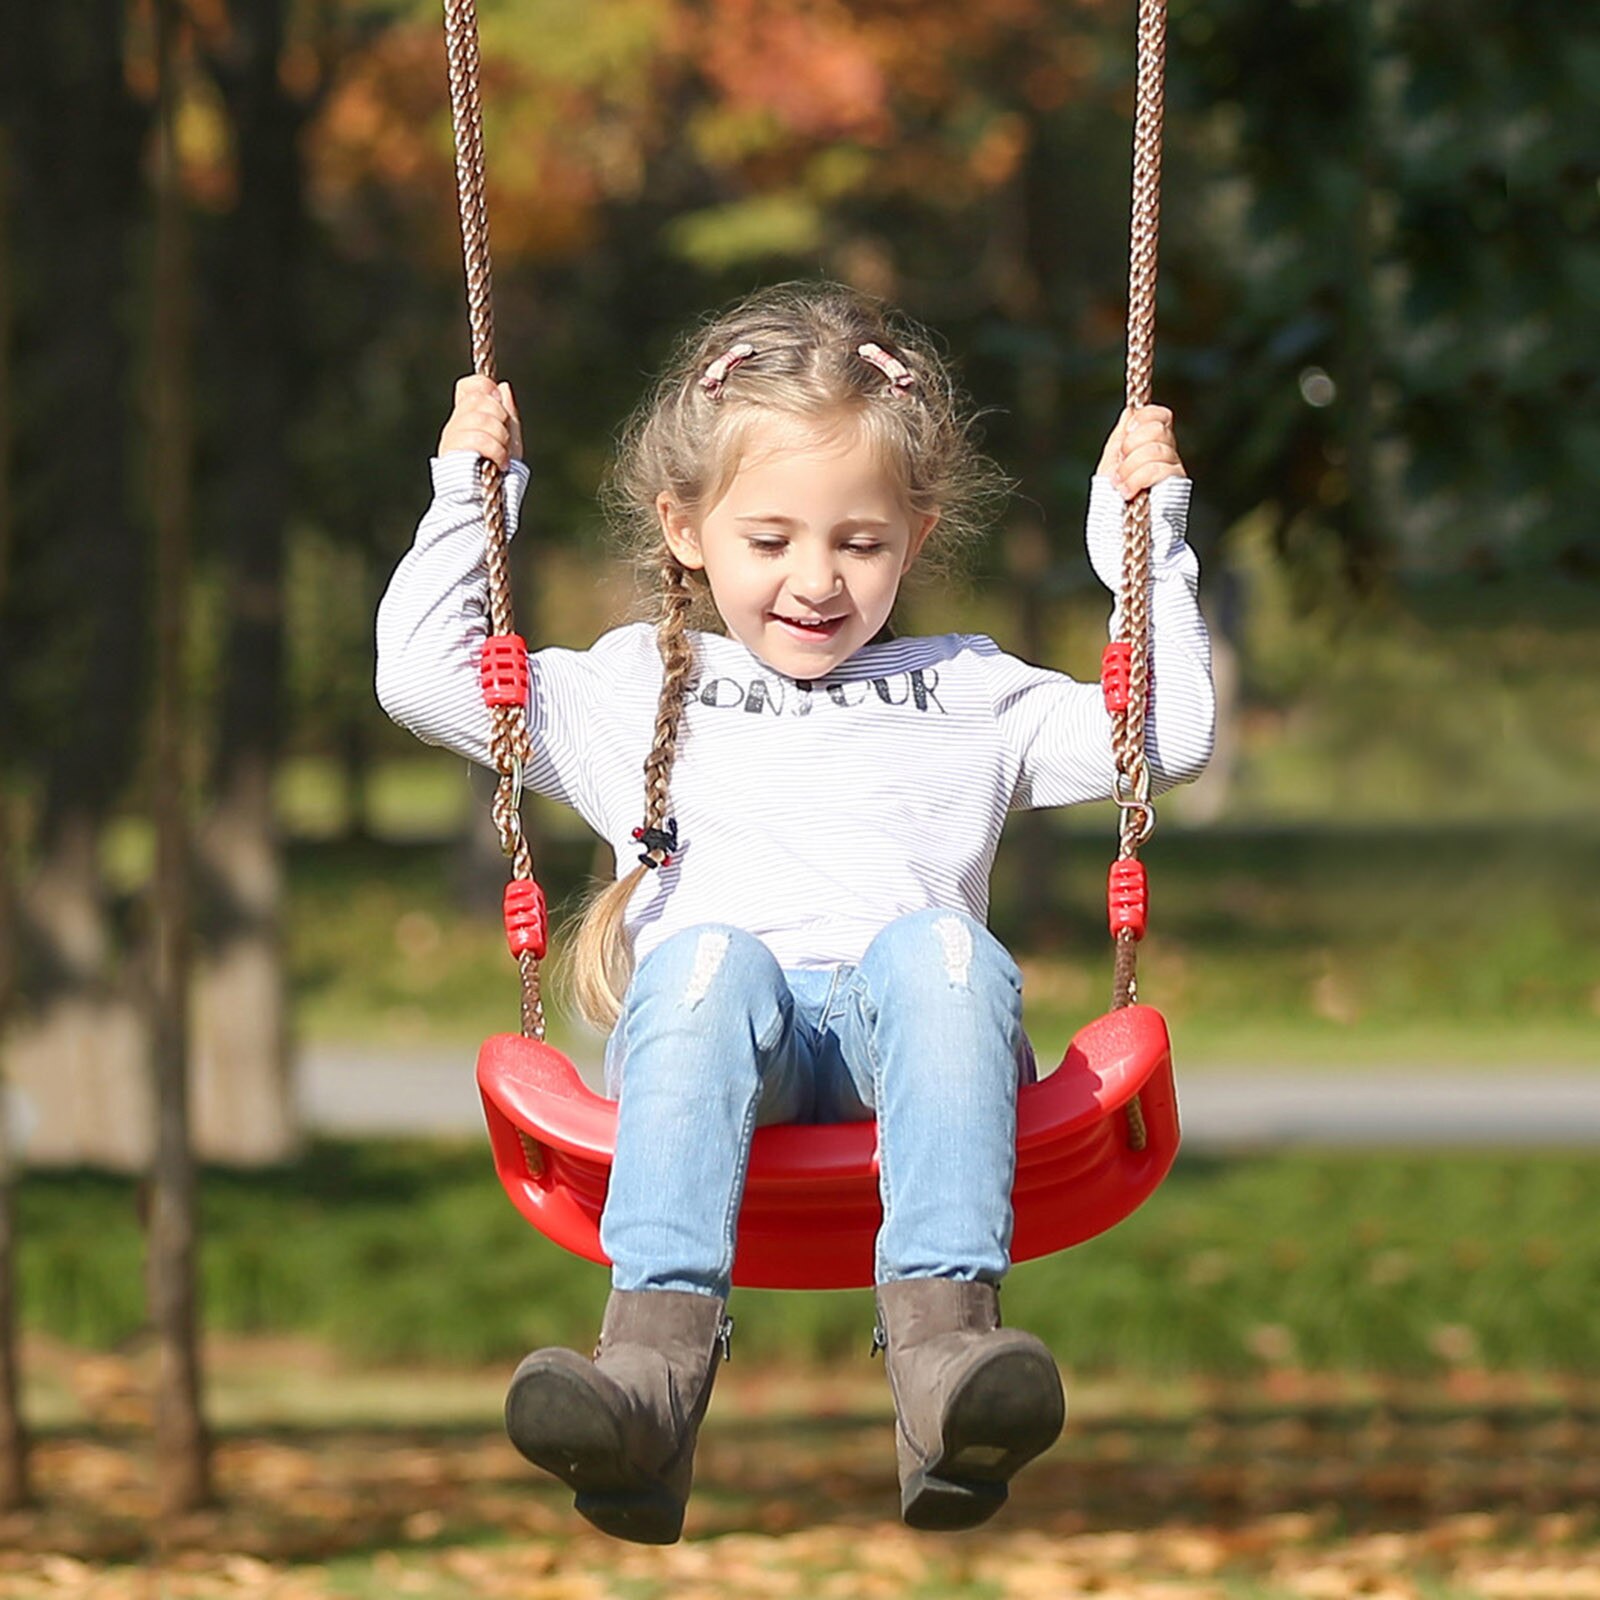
[
  {"left": 682, "top": 930, "right": 731, "bottom": 1008},
  {"left": 933, "top": 915, "right": 973, "bottom": 988}
]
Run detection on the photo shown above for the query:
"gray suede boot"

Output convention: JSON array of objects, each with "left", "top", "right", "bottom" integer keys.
[
  {"left": 504, "top": 1289, "right": 732, "bottom": 1544},
  {"left": 874, "top": 1279, "right": 1065, "bottom": 1531}
]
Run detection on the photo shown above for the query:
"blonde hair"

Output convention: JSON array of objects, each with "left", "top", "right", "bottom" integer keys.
[{"left": 569, "top": 281, "right": 1006, "bottom": 1032}]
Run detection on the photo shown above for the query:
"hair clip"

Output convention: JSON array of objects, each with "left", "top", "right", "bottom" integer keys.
[
  {"left": 700, "top": 342, "right": 756, "bottom": 401},
  {"left": 857, "top": 342, "right": 917, "bottom": 393},
  {"left": 631, "top": 818, "right": 680, "bottom": 869}
]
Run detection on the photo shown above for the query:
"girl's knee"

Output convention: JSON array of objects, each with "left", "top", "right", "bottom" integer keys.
[
  {"left": 863, "top": 909, "right": 1021, "bottom": 1001},
  {"left": 617, "top": 921, "right": 787, "bottom": 1030},
  {"left": 610, "top": 925, "right": 793, "bottom": 1097},
  {"left": 628, "top": 923, "right": 784, "bottom": 1013}
]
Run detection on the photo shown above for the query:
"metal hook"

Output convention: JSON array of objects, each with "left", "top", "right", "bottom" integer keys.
[
  {"left": 494, "top": 762, "right": 524, "bottom": 857},
  {"left": 1112, "top": 767, "right": 1156, "bottom": 845}
]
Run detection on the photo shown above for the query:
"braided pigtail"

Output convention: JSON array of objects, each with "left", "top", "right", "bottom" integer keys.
[{"left": 570, "top": 554, "right": 696, "bottom": 1032}]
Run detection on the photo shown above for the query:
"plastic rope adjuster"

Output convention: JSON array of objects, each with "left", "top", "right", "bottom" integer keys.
[
  {"left": 503, "top": 878, "right": 549, "bottom": 960},
  {"left": 1101, "top": 641, "right": 1133, "bottom": 714},
  {"left": 1108, "top": 858, "right": 1149, "bottom": 941},
  {"left": 480, "top": 634, "right": 530, "bottom": 708}
]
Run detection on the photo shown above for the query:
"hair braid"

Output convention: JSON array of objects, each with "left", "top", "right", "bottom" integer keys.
[
  {"left": 642, "top": 554, "right": 694, "bottom": 831},
  {"left": 569, "top": 554, "right": 698, "bottom": 1032}
]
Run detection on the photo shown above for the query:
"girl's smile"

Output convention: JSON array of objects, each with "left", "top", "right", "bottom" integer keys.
[
  {"left": 771, "top": 611, "right": 845, "bottom": 642},
  {"left": 659, "top": 415, "right": 936, "bottom": 680}
]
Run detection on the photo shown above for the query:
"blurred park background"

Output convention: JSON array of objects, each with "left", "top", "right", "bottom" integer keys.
[{"left": 0, "top": 0, "right": 1597, "bottom": 1595}]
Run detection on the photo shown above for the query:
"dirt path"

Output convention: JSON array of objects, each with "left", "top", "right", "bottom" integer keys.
[{"left": 294, "top": 1049, "right": 1600, "bottom": 1148}]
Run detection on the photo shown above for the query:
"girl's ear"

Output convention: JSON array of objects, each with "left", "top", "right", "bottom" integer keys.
[
  {"left": 901, "top": 510, "right": 940, "bottom": 573},
  {"left": 657, "top": 492, "right": 705, "bottom": 570}
]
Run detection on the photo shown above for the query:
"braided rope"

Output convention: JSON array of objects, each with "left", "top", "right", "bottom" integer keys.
[
  {"left": 442, "top": 0, "right": 543, "bottom": 1038},
  {"left": 1112, "top": 0, "right": 1166, "bottom": 1019},
  {"left": 1109, "top": 0, "right": 1168, "bottom": 1152}
]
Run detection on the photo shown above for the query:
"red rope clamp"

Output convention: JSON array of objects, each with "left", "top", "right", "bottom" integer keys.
[
  {"left": 480, "top": 634, "right": 529, "bottom": 708},
  {"left": 1108, "top": 859, "right": 1149, "bottom": 941},
  {"left": 1101, "top": 641, "right": 1133, "bottom": 714},
  {"left": 503, "top": 878, "right": 548, "bottom": 960}
]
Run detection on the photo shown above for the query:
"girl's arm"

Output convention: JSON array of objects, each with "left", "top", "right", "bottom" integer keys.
[
  {"left": 1085, "top": 469, "right": 1215, "bottom": 793},
  {"left": 1087, "top": 404, "right": 1214, "bottom": 791},
  {"left": 992, "top": 407, "right": 1214, "bottom": 806},
  {"left": 374, "top": 448, "right": 531, "bottom": 769},
  {"left": 375, "top": 379, "right": 529, "bottom": 767}
]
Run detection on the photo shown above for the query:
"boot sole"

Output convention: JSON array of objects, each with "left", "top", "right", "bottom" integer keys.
[
  {"left": 573, "top": 1484, "right": 684, "bottom": 1546},
  {"left": 504, "top": 1357, "right": 686, "bottom": 1545},
  {"left": 901, "top": 1346, "right": 1065, "bottom": 1532}
]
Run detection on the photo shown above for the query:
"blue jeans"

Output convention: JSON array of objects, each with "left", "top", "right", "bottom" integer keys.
[{"left": 600, "top": 909, "right": 1033, "bottom": 1299}]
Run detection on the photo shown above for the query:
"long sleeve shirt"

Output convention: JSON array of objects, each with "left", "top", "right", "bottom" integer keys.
[{"left": 376, "top": 455, "right": 1214, "bottom": 970}]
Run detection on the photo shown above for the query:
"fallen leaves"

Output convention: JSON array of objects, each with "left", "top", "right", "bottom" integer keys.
[
  {"left": 0, "top": 1369, "right": 1597, "bottom": 1597},
  {"left": 0, "top": 1519, "right": 1598, "bottom": 1600}
]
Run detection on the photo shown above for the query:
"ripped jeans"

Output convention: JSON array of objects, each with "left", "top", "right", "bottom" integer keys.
[{"left": 600, "top": 909, "right": 1034, "bottom": 1299}]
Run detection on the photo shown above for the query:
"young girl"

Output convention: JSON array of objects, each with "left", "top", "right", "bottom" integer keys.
[{"left": 376, "top": 282, "right": 1213, "bottom": 1544}]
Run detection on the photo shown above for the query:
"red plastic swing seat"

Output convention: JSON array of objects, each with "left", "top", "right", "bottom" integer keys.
[{"left": 477, "top": 1003, "right": 1179, "bottom": 1290}]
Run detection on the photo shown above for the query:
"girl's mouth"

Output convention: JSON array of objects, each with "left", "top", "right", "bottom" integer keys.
[{"left": 771, "top": 612, "right": 845, "bottom": 641}]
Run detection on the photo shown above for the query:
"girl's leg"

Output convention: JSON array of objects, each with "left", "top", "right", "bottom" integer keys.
[
  {"left": 601, "top": 922, "right": 806, "bottom": 1300},
  {"left": 507, "top": 924, "right": 805, "bottom": 1545},
  {"left": 841, "top": 908, "right": 1025, "bottom": 1283},
  {"left": 837, "top": 909, "right": 1062, "bottom": 1532}
]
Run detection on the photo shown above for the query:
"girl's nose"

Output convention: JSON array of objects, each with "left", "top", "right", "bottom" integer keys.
[{"left": 790, "top": 552, "right": 841, "bottom": 606}]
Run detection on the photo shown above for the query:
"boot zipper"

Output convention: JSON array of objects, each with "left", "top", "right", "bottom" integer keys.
[
  {"left": 869, "top": 1320, "right": 887, "bottom": 1359},
  {"left": 717, "top": 1314, "right": 735, "bottom": 1363}
]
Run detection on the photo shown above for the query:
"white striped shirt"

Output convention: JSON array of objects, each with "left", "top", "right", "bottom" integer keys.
[{"left": 376, "top": 454, "right": 1214, "bottom": 970}]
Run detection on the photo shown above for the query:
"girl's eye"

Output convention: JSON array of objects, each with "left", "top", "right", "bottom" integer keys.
[
  {"left": 845, "top": 541, "right": 884, "bottom": 557},
  {"left": 748, "top": 538, "right": 787, "bottom": 557}
]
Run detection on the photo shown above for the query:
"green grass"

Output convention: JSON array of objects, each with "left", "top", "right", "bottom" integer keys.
[
  {"left": 21, "top": 1145, "right": 1598, "bottom": 1374},
  {"left": 286, "top": 819, "right": 1600, "bottom": 1066},
  {"left": 1007, "top": 820, "right": 1600, "bottom": 1067}
]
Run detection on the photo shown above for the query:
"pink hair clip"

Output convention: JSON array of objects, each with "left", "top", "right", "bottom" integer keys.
[
  {"left": 857, "top": 342, "right": 916, "bottom": 393},
  {"left": 700, "top": 341, "right": 756, "bottom": 400}
]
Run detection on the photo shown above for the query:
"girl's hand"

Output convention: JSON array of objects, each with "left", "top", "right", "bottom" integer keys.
[
  {"left": 1097, "top": 404, "right": 1185, "bottom": 500},
  {"left": 438, "top": 375, "right": 523, "bottom": 468}
]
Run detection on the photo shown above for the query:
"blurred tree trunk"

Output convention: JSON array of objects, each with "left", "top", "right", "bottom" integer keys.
[
  {"left": 147, "top": 0, "right": 210, "bottom": 1514},
  {"left": 192, "top": 0, "right": 317, "bottom": 1164},
  {"left": 0, "top": 131, "right": 32, "bottom": 1515},
  {"left": 1341, "top": 0, "right": 1380, "bottom": 588},
  {"left": 338, "top": 715, "right": 374, "bottom": 843},
  {"left": 992, "top": 154, "right": 1061, "bottom": 947},
  {"left": 1002, "top": 514, "right": 1057, "bottom": 943},
  {"left": 0, "top": 809, "right": 26, "bottom": 1513},
  {"left": 2, "top": 0, "right": 152, "bottom": 1168}
]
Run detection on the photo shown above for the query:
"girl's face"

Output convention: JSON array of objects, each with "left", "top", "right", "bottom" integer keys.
[{"left": 659, "top": 413, "right": 936, "bottom": 680}]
